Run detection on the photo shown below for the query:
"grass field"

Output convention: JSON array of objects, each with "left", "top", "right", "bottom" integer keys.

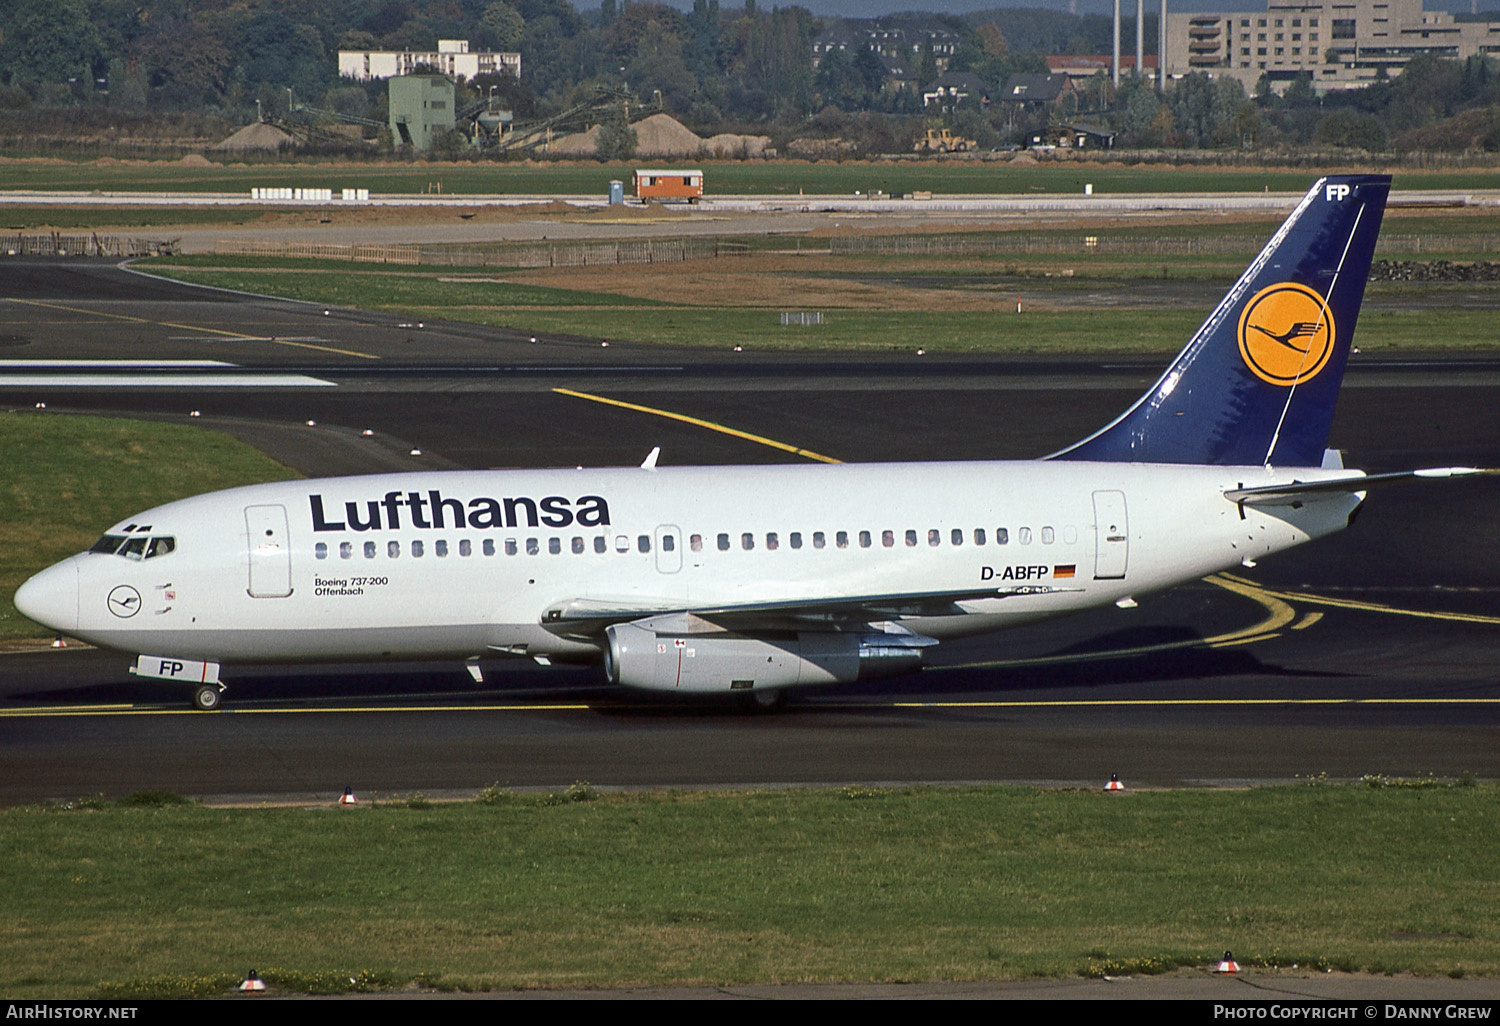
[
  {"left": 137, "top": 247, "right": 1500, "bottom": 354},
  {"left": 2, "top": 781, "right": 1493, "bottom": 998},
  {"left": 4, "top": 159, "right": 1500, "bottom": 197},
  {"left": 0, "top": 412, "right": 298, "bottom": 643}
]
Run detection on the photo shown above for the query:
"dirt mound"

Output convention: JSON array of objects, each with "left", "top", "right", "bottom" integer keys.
[
  {"left": 701, "top": 133, "right": 771, "bottom": 158},
  {"left": 548, "top": 113, "right": 704, "bottom": 159},
  {"left": 211, "top": 122, "right": 296, "bottom": 153},
  {"left": 548, "top": 124, "right": 602, "bottom": 156},
  {"left": 631, "top": 113, "right": 702, "bottom": 158},
  {"left": 178, "top": 153, "right": 213, "bottom": 166},
  {"left": 786, "top": 137, "right": 858, "bottom": 159}
]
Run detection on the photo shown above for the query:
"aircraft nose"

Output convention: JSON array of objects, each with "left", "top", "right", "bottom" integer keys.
[{"left": 14, "top": 558, "right": 78, "bottom": 635}]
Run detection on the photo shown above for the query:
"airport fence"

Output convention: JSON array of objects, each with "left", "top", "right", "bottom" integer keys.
[
  {"left": 829, "top": 233, "right": 1498, "bottom": 257},
  {"left": 212, "top": 237, "right": 751, "bottom": 267},
  {"left": 2, "top": 233, "right": 177, "bottom": 258}
]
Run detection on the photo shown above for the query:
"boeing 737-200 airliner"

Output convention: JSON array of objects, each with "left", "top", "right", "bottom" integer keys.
[{"left": 13, "top": 175, "right": 1487, "bottom": 710}]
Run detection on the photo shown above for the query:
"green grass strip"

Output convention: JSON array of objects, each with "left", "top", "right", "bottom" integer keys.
[
  {"left": 0, "top": 412, "right": 298, "bottom": 642},
  {"left": 4, "top": 161, "right": 1500, "bottom": 196},
  {"left": 2, "top": 782, "right": 1495, "bottom": 997}
]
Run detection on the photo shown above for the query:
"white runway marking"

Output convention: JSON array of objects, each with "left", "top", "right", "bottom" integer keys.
[{"left": 0, "top": 359, "right": 335, "bottom": 388}]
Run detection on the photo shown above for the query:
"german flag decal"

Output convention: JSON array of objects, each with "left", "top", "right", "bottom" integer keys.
[{"left": 1053, "top": 565, "right": 1077, "bottom": 579}]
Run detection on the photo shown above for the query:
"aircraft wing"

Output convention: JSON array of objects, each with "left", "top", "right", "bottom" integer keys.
[
  {"left": 538, "top": 584, "right": 1079, "bottom": 639},
  {"left": 1224, "top": 467, "right": 1493, "bottom": 507}
]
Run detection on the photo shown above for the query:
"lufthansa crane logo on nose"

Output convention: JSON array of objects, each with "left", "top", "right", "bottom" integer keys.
[
  {"left": 1237, "top": 282, "right": 1336, "bottom": 387},
  {"left": 107, "top": 585, "right": 142, "bottom": 619}
]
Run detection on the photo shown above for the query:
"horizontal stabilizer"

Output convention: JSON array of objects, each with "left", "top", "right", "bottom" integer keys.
[{"left": 1225, "top": 467, "right": 1493, "bottom": 506}]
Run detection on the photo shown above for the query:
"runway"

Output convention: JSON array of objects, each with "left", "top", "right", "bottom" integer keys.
[{"left": 2, "top": 258, "right": 1498, "bottom": 805}]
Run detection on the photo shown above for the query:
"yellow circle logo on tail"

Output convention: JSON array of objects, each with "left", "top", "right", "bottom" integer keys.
[{"left": 1237, "top": 283, "right": 1336, "bottom": 386}]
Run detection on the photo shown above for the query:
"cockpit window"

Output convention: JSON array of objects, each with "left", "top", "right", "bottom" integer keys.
[{"left": 89, "top": 534, "right": 176, "bottom": 560}]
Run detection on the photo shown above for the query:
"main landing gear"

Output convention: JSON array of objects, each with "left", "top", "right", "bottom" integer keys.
[{"left": 737, "top": 688, "right": 788, "bottom": 714}]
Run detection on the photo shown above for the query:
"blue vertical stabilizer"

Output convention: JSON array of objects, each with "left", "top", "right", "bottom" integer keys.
[{"left": 1051, "top": 175, "right": 1390, "bottom": 467}]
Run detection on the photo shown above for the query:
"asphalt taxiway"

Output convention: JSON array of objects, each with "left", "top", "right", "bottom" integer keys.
[{"left": 2, "top": 258, "right": 1498, "bottom": 805}]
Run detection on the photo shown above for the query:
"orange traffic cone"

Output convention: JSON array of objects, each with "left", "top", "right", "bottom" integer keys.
[
  {"left": 339, "top": 787, "right": 358, "bottom": 806},
  {"left": 1216, "top": 951, "right": 1240, "bottom": 974},
  {"left": 1105, "top": 773, "right": 1125, "bottom": 792},
  {"left": 239, "top": 969, "right": 266, "bottom": 992}
]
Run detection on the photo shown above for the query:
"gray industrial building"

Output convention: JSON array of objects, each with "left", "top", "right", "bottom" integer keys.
[{"left": 388, "top": 75, "right": 455, "bottom": 151}]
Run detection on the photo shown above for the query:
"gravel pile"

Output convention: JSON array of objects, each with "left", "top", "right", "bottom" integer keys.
[{"left": 1369, "top": 259, "right": 1500, "bottom": 282}]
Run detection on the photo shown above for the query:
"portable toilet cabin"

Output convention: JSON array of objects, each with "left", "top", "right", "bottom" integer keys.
[{"left": 633, "top": 169, "right": 703, "bottom": 203}]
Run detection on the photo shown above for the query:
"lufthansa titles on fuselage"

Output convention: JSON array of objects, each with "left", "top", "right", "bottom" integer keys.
[{"left": 309, "top": 490, "right": 611, "bottom": 533}]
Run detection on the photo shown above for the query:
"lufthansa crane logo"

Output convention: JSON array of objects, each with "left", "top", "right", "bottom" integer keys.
[
  {"left": 1237, "top": 282, "right": 1336, "bottom": 387},
  {"left": 107, "top": 585, "right": 142, "bottom": 619}
]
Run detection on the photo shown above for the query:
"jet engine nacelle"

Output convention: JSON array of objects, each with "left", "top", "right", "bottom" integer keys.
[{"left": 604, "top": 622, "right": 927, "bottom": 694}]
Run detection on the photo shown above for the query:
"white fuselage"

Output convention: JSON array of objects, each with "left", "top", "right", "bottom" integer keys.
[{"left": 25, "top": 459, "right": 1361, "bottom": 667}]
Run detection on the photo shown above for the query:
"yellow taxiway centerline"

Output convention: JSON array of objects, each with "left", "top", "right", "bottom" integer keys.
[{"left": 553, "top": 387, "right": 842, "bottom": 464}]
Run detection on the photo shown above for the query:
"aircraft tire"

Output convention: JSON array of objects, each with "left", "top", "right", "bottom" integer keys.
[
  {"left": 739, "top": 688, "right": 788, "bottom": 714},
  {"left": 193, "top": 685, "right": 222, "bottom": 711}
]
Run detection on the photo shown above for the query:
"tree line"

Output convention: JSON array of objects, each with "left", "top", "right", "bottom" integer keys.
[{"left": 1, "top": 0, "right": 1497, "bottom": 156}]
